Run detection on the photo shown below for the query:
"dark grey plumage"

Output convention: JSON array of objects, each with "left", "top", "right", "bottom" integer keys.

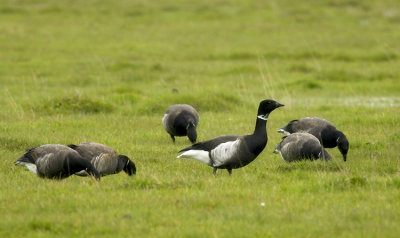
[
  {"left": 162, "top": 104, "right": 199, "bottom": 143},
  {"left": 278, "top": 117, "right": 349, "bottom": 161},
  {"left": 68, "top": 142, "right": 136, "bottom": 177},
  {"left": 15, "top": 144, "right": 101, "bottom": 180},
  {"left": 177, "top": 99, "right": 284, "bottom": 175},
  {"left": 274, "top": 132, "right": 332, "bottom": 162}
]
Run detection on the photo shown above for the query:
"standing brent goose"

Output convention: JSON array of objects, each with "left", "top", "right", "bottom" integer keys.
[
  {"left": 274, "top": 132, "right": 332, "bottom": 162},
  {"left": 177, "top": 99, "right": 284, "bottom": 175},
  {"left": 15, "top": 144, "right": 101, "bottom": 180},
  {"left": 162, "top": 104, "right": 199, "bottom": 143},
  {"left": 278, "top": 117, "right": 349, "bottom": 161},
  {"left": 68, "top": 142, "right": 136, "bottom": 177}
]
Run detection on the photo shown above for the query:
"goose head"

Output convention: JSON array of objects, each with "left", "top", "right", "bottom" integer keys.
[
  {"left": 186, "top": 121, "right": 197, "bottom": 143},
  {"left": 257, "top": 99, "right": 284, "bottom": 120},
  {"left": 337, "top": 133, "right": 349, "bottom": 162},
  {"left": 119, "top": 155, "right": 137, "bottom": 176}
]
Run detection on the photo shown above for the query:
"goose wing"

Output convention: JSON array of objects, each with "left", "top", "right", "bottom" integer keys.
[
  {"left": 298, "top": 117, "right": 335, "bottom": 133},
  {"left": 68, "top": 143, "right": 116, "bottom": 161},
  {"left": 35, "top": 146, "right": 79, "bottom": 178},
  {"left": 179, "top": 135, "right": 238, "bottom": 153},
  {"left": 91, "top": 153, "right": 119, "bottom": 175},
  {"left": 209, "top": 138, "right": 242, "bottom": 167},
  {"left": 69, "top": 143, "right": 119, "bottom": 175}
]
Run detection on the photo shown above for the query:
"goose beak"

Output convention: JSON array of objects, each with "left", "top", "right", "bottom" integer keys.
[{"left": 276, "top": 102, "right": 284, "bottom": 108}]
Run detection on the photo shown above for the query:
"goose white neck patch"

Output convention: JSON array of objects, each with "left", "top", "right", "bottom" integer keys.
[{"left": 257, "top": 115, "right": 269, "bottom": 121}]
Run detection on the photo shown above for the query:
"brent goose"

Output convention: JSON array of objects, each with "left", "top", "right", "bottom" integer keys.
[
  {"left": 278, "top": 117, "right": 349, "bottom": 161},
  {"left": 177, "top": 99, "right": 284, "bottom": 175},
  {"left": 162, "top": 104, "right": 199, "bottom": 143},
  {"left": 68, "top": 142, "right": 136, "bottom": 176},
  {"left": 274, "top": 132, "right": 332, "bottom": 162},
  {"left": 15, "top": 144, "right": 100, "bottom": 180}
]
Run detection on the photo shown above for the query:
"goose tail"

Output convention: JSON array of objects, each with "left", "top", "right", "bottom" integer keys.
[{"left": 177, "top": 150, "right": 211, "bottom": 165}]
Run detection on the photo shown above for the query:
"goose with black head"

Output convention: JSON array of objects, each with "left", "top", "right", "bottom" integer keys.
[
  {"left": 162, "top": 104, "right": 199, "bottom": 143},
  {"left": 15, "top": 144, "right": 101, "bottom": 180},
  {"left": 278, "top": 117, "right": 349, "bottom": 161},
  {"left": 274, "top": 132, "right": 332, "bottom": 162},
  {"left": 177, "top": 99, "right": 284, "bottom": 175},
  {"left": 68, "top": 142, "right": 136, "bottom": 177}
]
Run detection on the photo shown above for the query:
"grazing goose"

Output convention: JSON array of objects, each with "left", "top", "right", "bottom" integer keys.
[
  {"left": 15, "top": 144, "right": 101, "bottom": 180},
  {"left": 162, "top": 104, "right": 199, "bottom": 143},
  {"left": 278, "top": 117, "right": 349, "bottom": 161},
  {"left": 68, "top": 142, "right": 136, "bottom": 177},
  {"left": 274, "top": 132, "right": 332, "bottom": 162},
  {"left": 177, "top": 99, "right": 284, "bottom": 175}
]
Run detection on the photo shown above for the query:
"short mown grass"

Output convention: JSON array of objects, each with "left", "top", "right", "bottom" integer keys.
[{"left": 1, "top": 0, "right": 399, "bottom": 237}]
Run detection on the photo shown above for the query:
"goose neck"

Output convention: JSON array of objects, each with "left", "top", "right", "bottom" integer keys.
[{"left": 253, "top": 117, "right": 267, "bottom": 136}]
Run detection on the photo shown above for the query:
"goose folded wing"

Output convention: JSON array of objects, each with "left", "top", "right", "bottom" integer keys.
[{"left": 179, "top": 135, "right": 239, "bottom": 152}]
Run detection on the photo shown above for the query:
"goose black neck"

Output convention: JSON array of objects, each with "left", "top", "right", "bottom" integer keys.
[
  {"left": 245, "top": 116, "right": 268, "bottom": 157},
  {"left": 321, "top": 127, "right": 341, "bottom": 148},
  {"left": 335, "top": 131, "right": 345, "bottom": 143},
  {"left": 253, "top": 116, "right": 267, "bottom": 137}
]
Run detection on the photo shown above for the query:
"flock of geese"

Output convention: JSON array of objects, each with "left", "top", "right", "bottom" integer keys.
[{"left": 15, "top": 99, "right": 349, "bottom": 180}]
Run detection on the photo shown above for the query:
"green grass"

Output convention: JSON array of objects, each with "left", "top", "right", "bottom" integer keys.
[{"left": 1, "top": 0, "right": 399, "bottom": 237}]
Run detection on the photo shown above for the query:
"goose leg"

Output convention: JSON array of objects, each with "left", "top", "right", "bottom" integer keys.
[
  {"left": 227, "top": 168, "right": 232, "bottom": 175},
  {"left": 213, "top": 167, "right": 217, "bottom": 175},
  {"left": 321, "top": 148, "right": 332, "bottom": 161},
  {"left": 169, "top": 134, "right": 175, "bottom": 143}
]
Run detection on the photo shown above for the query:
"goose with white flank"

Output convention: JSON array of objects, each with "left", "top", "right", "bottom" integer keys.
[
  {"left": 15, "top": 144, "right": 101, "bottom": 180},
  {"left": 278, "top": 117, "right": 349, "bottom": 161},
  {"left": 274, "top": 132, "right": 332, "bottom": 162},
  {"left": 177, "top": 99, "right": 284, "bottom": 175},
  {"left": 162, "top": 104, "right": 199, "bottom": 143},
  {"left": 68, "top": 142, "right": 136, "bottom": 177}
]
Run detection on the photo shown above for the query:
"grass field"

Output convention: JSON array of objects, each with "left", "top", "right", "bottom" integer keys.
[{"left": 1, "top": 0, "right": 399, "bottom": 237}]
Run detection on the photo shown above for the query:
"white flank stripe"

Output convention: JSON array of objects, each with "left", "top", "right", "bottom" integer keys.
[
  {"left": 280, "top": 143, "right": 292, "bottom": 163},
  {"left": 75, "top": 170, "right": 88, "bottom": 176},
  {"left": 177, "top": 150, "right": 210, "bottom": 165},
  {"left": 36, "top": 153, "right": 54, "bottom": 171},
  {"left": 162, "top": 114, "right": 168, "bottom": 127},
  {"left": 92, "top": 154, "right": 104, "bottom": 169},
  {"left": 210, "top": 139, "right": 240, "bottom": 167}
]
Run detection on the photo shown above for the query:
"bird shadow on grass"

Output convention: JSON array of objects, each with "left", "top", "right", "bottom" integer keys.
[{"left": 274, "top": 162, "right": 342, "bottom": 173}]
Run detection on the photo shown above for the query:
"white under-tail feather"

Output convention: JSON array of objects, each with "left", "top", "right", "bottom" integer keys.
[
  {"left": 16, "top": 161, "right": 38, "bottom": 174},
  {"left": 177, "top": 150, "right": 210, "bottom": 165},
  {"left": 162, "top": 114, "right": 168, "bottom": 128},
  {"left": 278, "top": 129, "right": 291, "bottom": 136}
]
